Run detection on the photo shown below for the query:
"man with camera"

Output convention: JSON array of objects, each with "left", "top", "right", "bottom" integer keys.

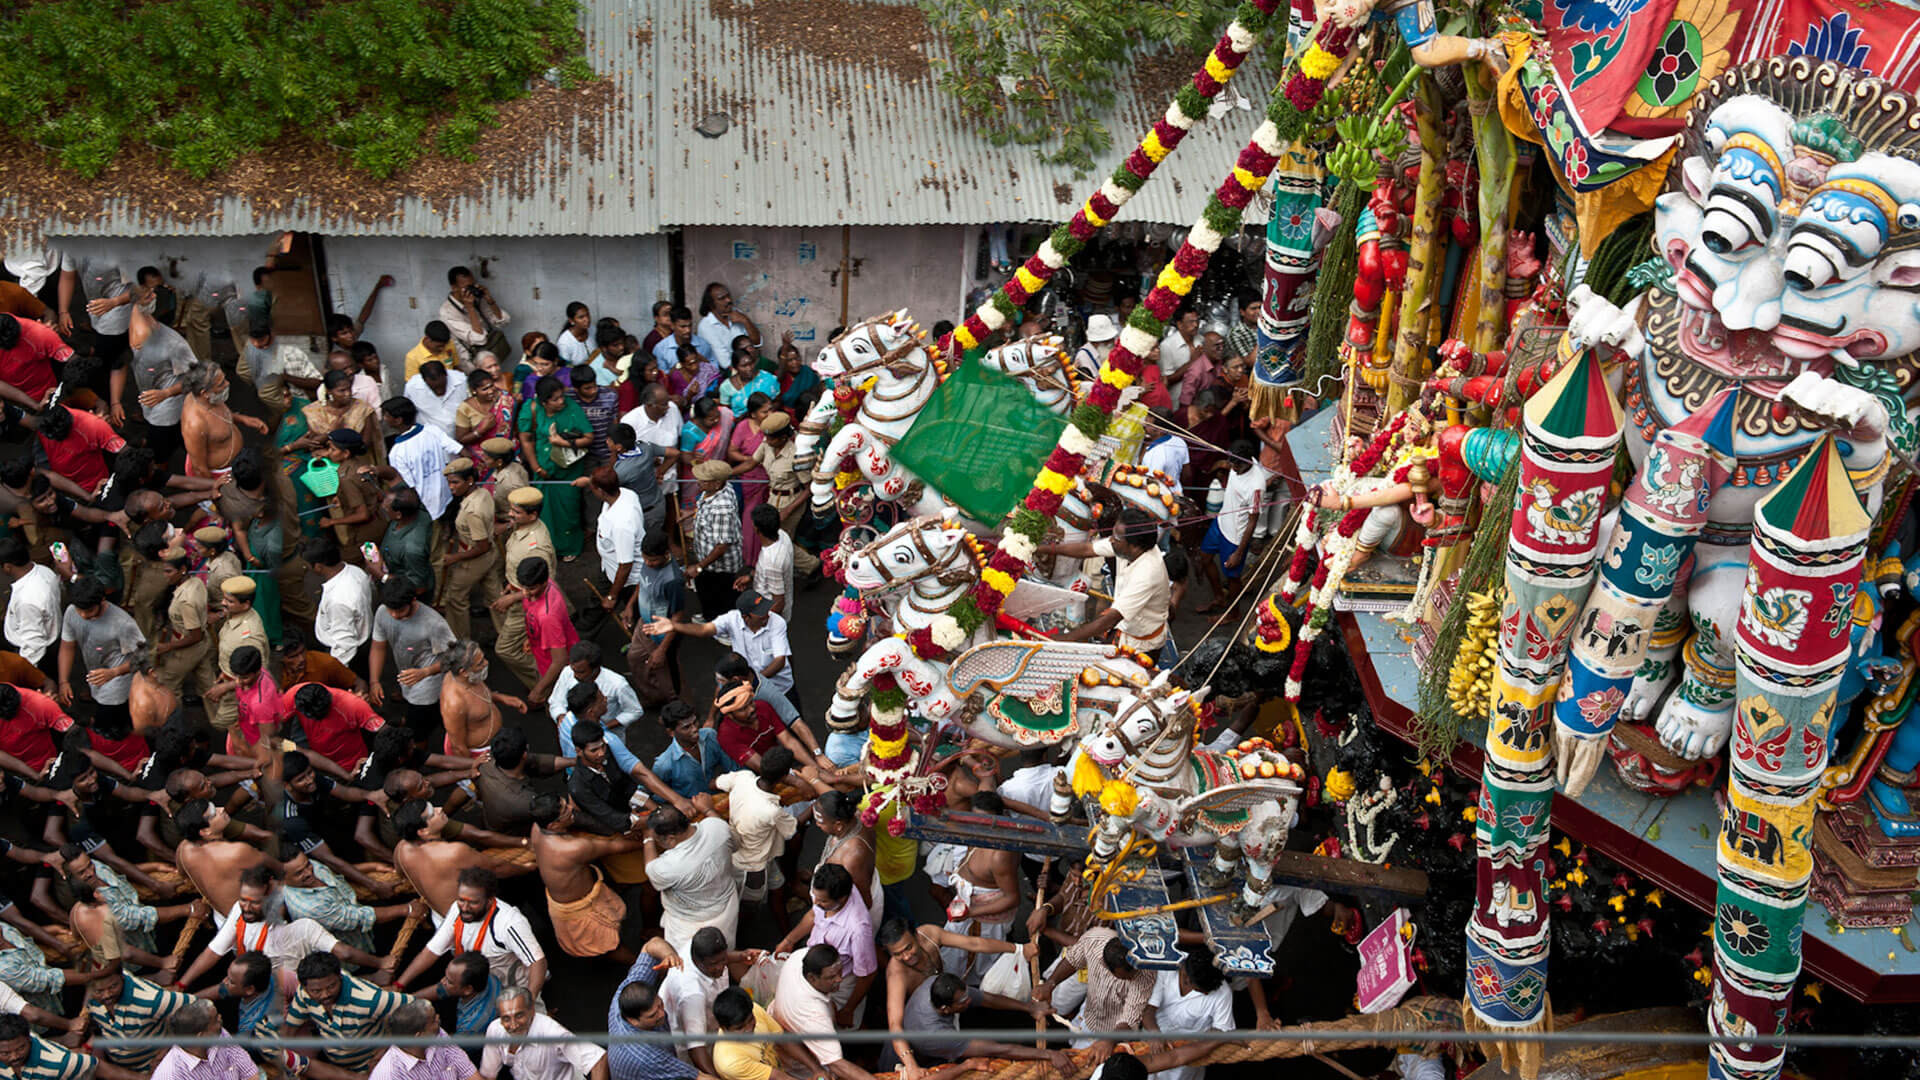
[{"left": 437, "top": 265, "right": 513, "bottom": 368}]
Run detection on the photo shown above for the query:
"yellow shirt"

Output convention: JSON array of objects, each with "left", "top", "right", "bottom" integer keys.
[
  {"left": 712, "top": 1005, "right": 782, "bottom": 1080},
  {"left": 404, "top": 341, "right": 460, "bottom": 381}
]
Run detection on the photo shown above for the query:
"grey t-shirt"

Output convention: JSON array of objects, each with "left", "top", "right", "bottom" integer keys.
[
  {"left": 902, "top": 978, "right": 975, "bottom": 1061},
  {"left": 614, "top": 444, "right": 663, "bottom": 508},
  {"left": 372, "top": 604, "right": 457, "bottom": 705},
  {"left": 129, "top": 321, "right": 195, "bottom": 426},
  {"left": 59, "top": 602, "right": 146, "bottom": 706}
]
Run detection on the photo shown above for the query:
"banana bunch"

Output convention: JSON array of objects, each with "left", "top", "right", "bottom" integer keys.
[
  {"left": 1446, "top": 584, "right": 1506, "bottom": 719},
  {"left": 1328, "top": 107, "right": 1407, "bottom": 188}
]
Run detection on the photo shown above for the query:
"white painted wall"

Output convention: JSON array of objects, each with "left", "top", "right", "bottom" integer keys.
[
  {"left": 46, "top": 234, "right": 671, "bottom": 388},
  {"left": 681, "top": 225, "right": 970, "bottom": 350},
  {"left": 324, "top": 235, "right": 671, "bottom": 387}
]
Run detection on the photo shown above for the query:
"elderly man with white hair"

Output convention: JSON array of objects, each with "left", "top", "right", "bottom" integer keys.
[{"left": 481, "top": 986, "right": 609, "bottom": 1080}]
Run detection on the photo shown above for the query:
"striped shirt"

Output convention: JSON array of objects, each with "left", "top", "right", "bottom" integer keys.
[
  {"left": 0, "top": 923, "right": 64, "bottom": 1013},
  {"left": 149, "top": 1044, "right": 261, "bottom": 1080},
  {"left": 281, "top": 862, "right": 377, "bottom": 952},
  {"left": 1, "top": 1036, "right": 94, "bottom": 1080},
  {"left": 88, "top": 974, "right": 197, "bottom": 1068},
  {"left": 369, "top": 1045, "right": 477, "bottom": 1080},
  {"left": 90, "top": 862, "right": 158, "bottom": 951},
  {"left": 285, "top": 972, "right": 407, "bottom": 1070}
]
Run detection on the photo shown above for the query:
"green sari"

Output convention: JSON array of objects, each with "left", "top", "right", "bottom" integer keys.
[
  {"left": 244, "top": 515, "right": 285, "bottom": 644},
  {"left": 273, "top": 401, "right": 325, "bottom": 541},
  {"left": 518, "top": 398, "right": 589, "bottom": 558}
]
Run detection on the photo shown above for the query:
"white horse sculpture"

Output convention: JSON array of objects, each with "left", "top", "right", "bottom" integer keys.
[
  {"left": 794, "top": 317, "right": 1085, "bottom": 522},
  {"left": 827, "top": 516, "right": 992, "bottom": 736},
  {"left": 1054, "top": 673, "right": 1302, "bottom": 918}
]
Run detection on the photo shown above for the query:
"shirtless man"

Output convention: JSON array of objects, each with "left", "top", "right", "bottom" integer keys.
[
  {"left": 876, "top": 917, "right": 1046, "bottom": 1080},
  {"left": 390, "top": 799, "right": 531, "bottom": 915},
  {"left": 179, "top": 364, "right": 266, "bottom": 486},
  {"left": 439, "top": 640, "right": 526, "bottom": 759},
  {"left": 127, "top": 648, "right": 180, "bottom": 738},
  {"left": 528, "top": 792, "right": 640, "bottom": 961},
  {"left": 939, "top": 791, "right": 1022, "bottom": 986},
  {"left": 172, "top": 799, "right": 273, "bottom": 918}
]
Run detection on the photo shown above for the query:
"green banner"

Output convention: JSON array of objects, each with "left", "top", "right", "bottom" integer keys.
[{"left": 891, "top": 362, "right": 1068, "bottom": 524}]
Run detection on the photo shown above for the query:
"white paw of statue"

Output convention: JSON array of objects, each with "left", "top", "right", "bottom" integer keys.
[
  {"left": 1565, "top": 286, "right": 1647, "bottom": 356},
  {"left": 1778, "top": 371, "right": 1889, "bottom": 441},
  {"left": 1620, "top": 658, "right": 1677, "bottom": 724},
  {"left": 1654, "top": 695, "right": 1732, "bottom": 761}
]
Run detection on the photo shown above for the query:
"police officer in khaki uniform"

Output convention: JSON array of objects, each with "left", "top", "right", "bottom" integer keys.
[
  {"left": 436, "top": 458, "right": 498, "bottom": 640},
  {"left": 488, "top": 486, "right": 555, "bottom": 692},
  {"left": 207, "top": 576, "right": 267, "bottom": 733},
  {"left": 194, "top": 526, "right": 244, "bottom": 600},
  {"left": 483, "top": 437, "right": 530, "bottom": 522},
  {"left": 152, "top": 543, "right": 213, "bottom": 697}
]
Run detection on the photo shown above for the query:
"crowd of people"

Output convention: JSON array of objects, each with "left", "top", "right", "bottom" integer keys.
[{"left": 0, "top": 249, "right": 1340, "bottom": 1080}]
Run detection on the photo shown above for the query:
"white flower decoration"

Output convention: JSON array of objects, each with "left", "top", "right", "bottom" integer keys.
[
  {"left": 1188, "top": 222, "right": 1224, "bottom": 253},
  {"left": 1001, "top": 531, "right": 1038, "bottom": 564},
  {"left": 1059, "top": 424, "right": 1096, "bottom": 457},
  {"left": 1118, "top": 325, "right": 1157, "bottom": 357},
  {"left": 931, "top": 615, "right": 967, "bottom": 651},
  {"left": 979, "top": 305, "right": 1009, "bottom": 332}
]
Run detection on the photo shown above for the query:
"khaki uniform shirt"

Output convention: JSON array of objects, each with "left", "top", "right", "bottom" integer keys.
[
  {"left": 166, "top": 577, "right": 209, "bottom": 641},
  {"left": 202, "top": 552, "right": 244, "bottom": 600},
  {"left": 489, "top": 462, "right": 531, "bottom": 522},
  {"left": 503, "top": 522, "right": 556, "bottom": 589},
  {"left": 218, "top": 607, "right": 268, "bottom": 677}
]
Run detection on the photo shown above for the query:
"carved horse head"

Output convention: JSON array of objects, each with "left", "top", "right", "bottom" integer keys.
[
  {"left": 841, "top": 515, "right": 977, "bottom": 595},
  {"left": 813, "top": 310, "right": 928, "bottom": 383},
  {"left": 980, "top": 333, "right": 1076, "bottom": 411},
  {"left": 1079, "top": 670, "right": 1208, "bottom": 771}
]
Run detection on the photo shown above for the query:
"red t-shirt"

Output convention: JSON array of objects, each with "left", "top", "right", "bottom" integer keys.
[
  {"left": 0, "top": 689, "right": 75, "bottom": 771},
  {"left": 40, "top": 408, "right": 126, "bottom": 493},
  {"left": 0, "top": 320, "right": 71, "bottom": 404},
  {"left": 283, "top": 682, "right": 384, "bottom": 770},
  {"left": 716, "top": 700, "right": 785, "bottom": 764},
  {"left": 91, "top": 731, "right": 150, "bottom": 773}
]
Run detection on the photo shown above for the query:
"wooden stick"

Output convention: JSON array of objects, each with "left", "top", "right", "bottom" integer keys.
[
  {"left": 1032, "top": 857, "right": 1053, "bottom": 1050},
  {"left": 170, "top": 911, "right": 207, "bottom": 963},
  {"left": 386, "top": 911, "right": 426, "bottom": 967}
]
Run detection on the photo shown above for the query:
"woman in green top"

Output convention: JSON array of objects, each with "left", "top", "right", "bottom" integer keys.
[
  {"left": 240, "top": 500, "right": 285, "bottom": 644},
  {"left": 272, "top": 400, "right": 326, "bottom": 540},
  {"left": 518, "top": 374, "right": 593, "bottom": 559}
]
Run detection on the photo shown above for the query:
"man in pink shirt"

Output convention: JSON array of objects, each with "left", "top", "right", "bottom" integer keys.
[
  {"left": 225, "top": 645, "right": 283, "bottom": 763},
  {"left": 772, "top": 862, "right": 877, "bottom": 1027},
  {"left": 285, "top": 681, "right": 387, "bottom": 774},
  {"left": 516, "top": 556, "right": 578, "bottom": 706}
]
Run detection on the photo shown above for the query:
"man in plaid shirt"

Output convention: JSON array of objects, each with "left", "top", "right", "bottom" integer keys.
[
  {"left": 1227, "top": 292, "right": 1260, "bottom": 365},
  {"left": 687, "top": 459, "right": 743, "bottom": 618}
]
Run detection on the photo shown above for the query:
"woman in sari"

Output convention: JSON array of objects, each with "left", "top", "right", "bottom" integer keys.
[
  {"left": 518, "top": 341, "right": 571, "bottom": 404},
  {"left": 453, "top": 369, "right": 513, "bottom": 469},
  {"left": 727, "top": 392, "right": 774, "bottom": 563},
  {"left": 717, "top": 346, "right": 778, "bottom": 416},
  {"left": 775, "top": 336, "right": 820, "bottom": 419},
  {"left": 666, "top": 343, "right": 720, "bottom": 407},
  {"left": 678, "top": 396, "right": 735, "bottom": 512},
  {"left": 296, "top": 370, "right": 386, "bottom": 469},
  {"left": 519, "top": 374, "right": 594, "bottom": 560}
]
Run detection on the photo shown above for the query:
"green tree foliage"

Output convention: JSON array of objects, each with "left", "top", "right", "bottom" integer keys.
[
  {"left": 0, "top": 0, "right": 586, "bottom": 179},
  {"left": 922, "top": 0, "right": 1242, "bottom": 172}
]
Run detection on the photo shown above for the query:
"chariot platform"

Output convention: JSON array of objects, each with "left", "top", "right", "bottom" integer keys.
[{"left": 1283, "top": 406, "right": 1920, "bottom": 1004}]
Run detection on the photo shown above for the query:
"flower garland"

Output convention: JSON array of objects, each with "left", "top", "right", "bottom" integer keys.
[
  {"left": 968, "top": 25, "right": 1357, "bottom": 631},
  {"left": 940, "top": 0, "right": 1289, "bottom": 359}
]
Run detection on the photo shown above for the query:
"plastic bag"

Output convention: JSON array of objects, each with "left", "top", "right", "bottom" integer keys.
[
  {"left": 978, "top": 945, "right": 1031, "bottom": 999},
  {"left": 741, "top": 953, "right": 782, "bottom": 1004}
]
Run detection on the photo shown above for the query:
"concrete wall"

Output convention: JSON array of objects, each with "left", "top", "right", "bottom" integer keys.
[
  {"left": 48, "top": 234, "right": 671, "bottom": 387},
  {"left": 323, "top": 235, "right": 671, "bottom": 386},
  {"left": 681, "top": 225, "right": 973, "bottom": 351}
]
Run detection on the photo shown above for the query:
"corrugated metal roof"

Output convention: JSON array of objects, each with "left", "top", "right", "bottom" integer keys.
[
  {"left": 29, "top": 0, "right": 655, "bottom": 240},
  {"left": 654, "top": 0, "right": 1277, "bottom": 227}
]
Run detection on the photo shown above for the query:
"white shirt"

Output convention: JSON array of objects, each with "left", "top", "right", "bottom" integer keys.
[
  {"left": 1140, "top": 434, "right": 1189, "bottom": 484},
  {"left": 770, "top": 951, "right": 842, "bottom": 1065},
  {"left": 555, "top": 330, "right": 593, "bottom": 368},
  {"left": 0, "top": 979, "right": 25, "bottom": 1016},
  {"left": 1217, "top": 464, "right": 1270, "bottom": 545},
  {"left": 206, "top": 903, "right": 340, "bottom": 969},
  {"left": 404, "top": 373, "right": 471, "bottom": 438},
  {"left": 752, "top": 532, "right": 794, "bottom": 609},
  {"left": 698, "top": 312, "right": 747, "bottom": 366},
  {"left": 388, "top": 424, "right": 464, "bottom": 518},
  {"left": 1073, "top": 342, "right": 1110, "bottom": 381},
  {"left": 4, "top": 248, "right": 73, "bottom": 296},
  {"left": 659, "top": 962, "right": 731, "bottom": 1057},
  {"left": 596, "top": 488, "right": 646, "bottom": 585},
  {"left": 619, "top": 402, "right": 683, "bottom": 484},
  {"left": 480, "top": 1013, "right": 605, "bottom": 1080},
  {"left": 709, "top": 610, "right": 793, "bottom": 695},
  {"left": 647, "top": 817, "right": 740, "bottom": 947},
  {"left": 4, "top": 564, "right": 61, "bottom": 664},
  {"left": 424, "top": 899, "right": 544, "bottom": 972},
  {"left": 1147, "top": 969, "right": 1235, "bottom": 1080},
  {"left": 437, "top": 292, "right": 511, "bottom": 353},
  {"left": 999, "top": 764, "right": 1061, "bottom": 862},
  {"left": 1092, "top": 537, "right": 1169, "bottom": 649},
  {"left": 548, "top": 666, "right": 643, "bottom": 730},
  {"left": 1159, "top": 327, "right": 1194, "bottom": 381},
  {"left": 317, "top": 564, "right": 374, "bottom": 663}
]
